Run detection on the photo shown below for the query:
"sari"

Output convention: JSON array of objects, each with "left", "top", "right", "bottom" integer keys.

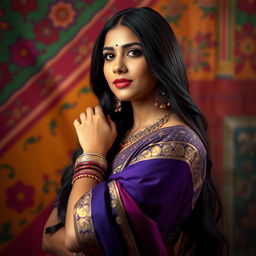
[{"left": 74, "top": 125, "right": 206, "bottom": 256}]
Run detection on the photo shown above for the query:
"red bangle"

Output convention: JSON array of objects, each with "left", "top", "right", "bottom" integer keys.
[
  {"left": 74, "top": 164, "right": 104, "bottom": 176},
  {"left": 72, "top": 174, "right": 102, "bottom": 185},
  {"left": 72, "top": 169, "right": 104, "bottom": 185}
]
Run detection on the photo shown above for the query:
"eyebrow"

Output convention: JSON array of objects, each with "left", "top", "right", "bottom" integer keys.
[{"left": 102, "top": 42, "right": 142, "bottom": 51}]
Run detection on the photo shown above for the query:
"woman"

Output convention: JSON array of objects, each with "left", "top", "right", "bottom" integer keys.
[{"left": 42, "top": 7, "right": 228, "bottom": 256}]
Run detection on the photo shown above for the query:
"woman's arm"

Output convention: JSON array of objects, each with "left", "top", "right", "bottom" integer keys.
[
  {"left": 42, "top": 207, "right": 74, "bottom": 256},
  {"left": 65, "top": 178, "right": 98, "bottom": 252},
  {"left": 64, "top": 106, "right": 117, "bottom": 252}
]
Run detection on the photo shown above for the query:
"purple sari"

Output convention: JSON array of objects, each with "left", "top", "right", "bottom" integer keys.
[{"left": 74, "top": 126, "right": 206, "bottom": 256}]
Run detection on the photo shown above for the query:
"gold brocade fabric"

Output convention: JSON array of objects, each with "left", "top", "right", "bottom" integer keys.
[
  {"left": 73, "top": 190, "right": 104, "bottom": 256},
  {"left": 108, "top": 180, "right": 140, "bottom": 256}
]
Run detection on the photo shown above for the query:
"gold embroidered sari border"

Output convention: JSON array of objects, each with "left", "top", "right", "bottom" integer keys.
[
  {"left": 108, "top": 180, "right": 140, "bottom": 256},
  {"left": 73, "top": 190, "right": 104, "bottom": 255},
  {"left": 130, "top": 141, "right": 199, "bottom": 166}
]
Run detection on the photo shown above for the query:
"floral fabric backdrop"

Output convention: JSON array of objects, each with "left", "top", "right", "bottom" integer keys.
[{"left": 0, "top": 0, "right": 255, "bottom": 255}]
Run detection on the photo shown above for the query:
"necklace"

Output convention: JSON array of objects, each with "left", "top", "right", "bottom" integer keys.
[{"left": 121, "top": 113, "right": 171, "bottom": 148}]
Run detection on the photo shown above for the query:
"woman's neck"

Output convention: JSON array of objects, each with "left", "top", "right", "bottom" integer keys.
[{"left": 130, "top": 99, "right": 171, "bottom": 133}]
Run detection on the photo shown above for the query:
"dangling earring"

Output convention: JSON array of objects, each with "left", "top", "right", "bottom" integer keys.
[
  {"left": 154, "top": 87, "right": 171, "bottom": 109},
  {"left": 114, "top": 96, "right": 122, "bottom": 112}
]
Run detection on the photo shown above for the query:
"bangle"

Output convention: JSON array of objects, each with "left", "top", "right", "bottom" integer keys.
[
  {"left": 73, "top": 169, "right": 103, "bottom": 181},
  {"left": 72, "top": 169, "right": 103, "bottom": 185},
  {"left": 72, "top": 174, "right": 102, "bottom": 185},
  {"left": 79, "top": 152, "right": 105, "bottom": 160},
  {"left": 76, "top": 160, "right": 104, "bottom": 169},
  {"left": 74, "top": 164, "right": 105, "bottom": 177},
  {"left": 75, "top": 153, "right": 107, "bottom": 170},
  {"left": 75, "top": 161, "right": 105, "bottom": 171}
]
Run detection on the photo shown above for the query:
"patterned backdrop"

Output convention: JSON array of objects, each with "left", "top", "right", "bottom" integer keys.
[{"left": 0, "top": 0, "right": 255, "bottom": 255}]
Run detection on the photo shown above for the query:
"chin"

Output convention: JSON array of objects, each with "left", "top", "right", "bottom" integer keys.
[{"left": 115, "top": 93, "right": 133, "bottom": 102}]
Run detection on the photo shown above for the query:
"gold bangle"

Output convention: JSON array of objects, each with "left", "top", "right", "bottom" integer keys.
[{"left": 75, "top": 153, "right": 107, "bottom": 170}]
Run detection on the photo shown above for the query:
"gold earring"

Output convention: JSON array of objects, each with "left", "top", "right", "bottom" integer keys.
[
  {"left": 114, "top": 96, "right": 122, "bottom": 112},
  {"left": 154, "top": 87, "right": 171, "bottom": 109}
]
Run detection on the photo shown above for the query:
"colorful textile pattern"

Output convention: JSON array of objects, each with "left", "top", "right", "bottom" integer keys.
[{"left": 0, "top": 0, "right": 255, "bottom": 255}]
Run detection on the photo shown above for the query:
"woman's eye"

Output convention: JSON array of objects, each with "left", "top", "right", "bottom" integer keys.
[
  {"left": 127, "top": 49, "right": 142, "bottom": 57},
  {"left": 103, "top": 53, "right": 115, "bottom": 60}
]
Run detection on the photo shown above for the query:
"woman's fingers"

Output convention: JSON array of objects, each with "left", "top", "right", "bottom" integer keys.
[
  {"left": 75, "top": 106, "right": 113, "bottom": 128},
  {"left": 94, "top": 105, "right": 105, "bottom": 117},
  {"left": 73, "top": 119, "right": 80, "bottom": 127},
  {"left": 80, "top": 112, "right": 87, "bottom": 123},
  {"left": 73, "top": 106, "right": 117, "bottom": 155},
  {"left": 77, "top": 107, "right": 94, "bottom": 125},
  {"left": 86, "top": 107, "right": 94, "bottom": 120}
]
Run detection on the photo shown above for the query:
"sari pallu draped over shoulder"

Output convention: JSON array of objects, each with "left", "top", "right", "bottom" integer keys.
[{"left": 73, "top": 126, "right": 206, "bottom": 256}]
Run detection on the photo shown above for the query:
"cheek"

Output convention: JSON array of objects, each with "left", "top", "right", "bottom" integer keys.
[
  {"left": 134, "top": 61, "right": 154, "bottom": 79},
  {"left": 139, "top": 66, "right": 156, "bottom": 85}
]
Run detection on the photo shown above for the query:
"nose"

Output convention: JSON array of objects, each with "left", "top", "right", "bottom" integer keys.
[{"left": 113, "top": 56, "right": 128, "bottom": 74}]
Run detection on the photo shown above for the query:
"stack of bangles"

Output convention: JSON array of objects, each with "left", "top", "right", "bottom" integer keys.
[{"left": 72, "top": 153, "right": 107, "bottom": 186}]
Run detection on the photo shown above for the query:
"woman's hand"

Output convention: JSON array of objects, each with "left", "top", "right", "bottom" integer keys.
[{"left": 73, "top": 105, "right": 117, "bottom": 157}]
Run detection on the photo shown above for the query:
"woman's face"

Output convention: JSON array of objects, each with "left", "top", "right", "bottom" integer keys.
[{"left": 103, "top": 25, "right": 156, "bottom": 103}]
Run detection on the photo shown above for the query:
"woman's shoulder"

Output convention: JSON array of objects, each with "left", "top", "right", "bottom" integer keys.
[
  {"left": 144, "top": 125, "right": 207, "bottom": 162},
  {"left": 128, "top": 125, "right": 206, "bottom": 178},
  {"left": 148, "top": 113, "right": 205, "bottom": 152},
  {"left": 116, "top": 125, "right": 206, "bottom": 167},
  {"left": 154, "top": 125, "right": 205, "bottom": 148}
]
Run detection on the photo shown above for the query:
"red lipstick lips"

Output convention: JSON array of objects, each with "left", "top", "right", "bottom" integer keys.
[{"left": 113, "top": 78, "right": 132, "bottom": 88}]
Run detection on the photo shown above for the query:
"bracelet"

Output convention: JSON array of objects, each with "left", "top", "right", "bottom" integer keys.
[
  {"left": 72, "top": 169, "right": 103, "bottom": 185},
  {"left": 76, "top": 160, "right": 104, "bottom": 169},
  {"left": 72, "top": 174, "right": 102, "bottom": 185},
  {"left": 73, "top": 169, "right": 104, "bottom": 181},
  {"left": 74, "top": 164, "right": 105, "bottom": 177},
  {"left": 75, "top": 153, "right": 107, "bottom": 170},
  {"left": 79, "top": 152, "right": 105, "bottom": 160}
]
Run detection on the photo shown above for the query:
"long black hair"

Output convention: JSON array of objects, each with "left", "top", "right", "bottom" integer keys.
[{"left": 51, "top": 7, "right": 228, "bottom": 256}]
